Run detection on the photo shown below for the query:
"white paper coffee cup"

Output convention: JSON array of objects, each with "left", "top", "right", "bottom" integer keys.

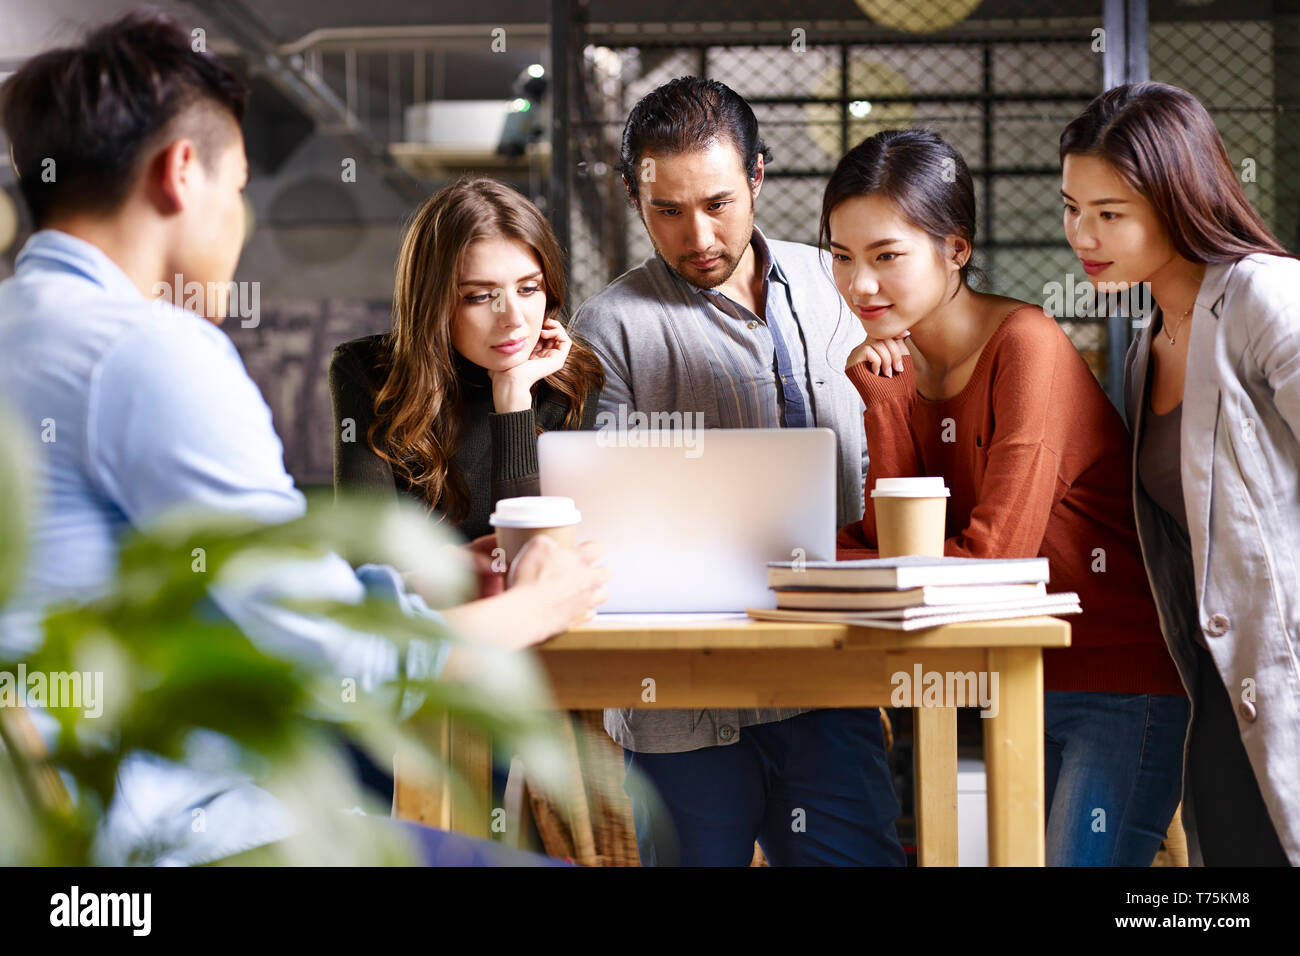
[
  {"left": 871, "top": 477, "right": 949, "bottom": 557},
  {"left": 489, "top": 496, "right": 582, "bottom": 564}
]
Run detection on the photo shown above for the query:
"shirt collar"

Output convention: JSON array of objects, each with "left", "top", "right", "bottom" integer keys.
[
  {"left": 15, "top": 229, "right": 148, "bottom": 303},
  {"left": 750, "top": 224, "right": 789, "bottom": 287}
]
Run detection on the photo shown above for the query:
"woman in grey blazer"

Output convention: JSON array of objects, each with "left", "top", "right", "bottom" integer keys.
[{"left": 1061, "top": 82, "right": 1299, "bottom": 865}]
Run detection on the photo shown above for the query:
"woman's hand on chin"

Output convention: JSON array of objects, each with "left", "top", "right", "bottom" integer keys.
[
  {"left": 488, "top": 317, "right": 573, "bottom": 412},
  {"left": 847, "top": 331, "right": 909, "bottom": 378}
]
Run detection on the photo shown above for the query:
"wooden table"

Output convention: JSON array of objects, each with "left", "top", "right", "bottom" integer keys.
[{"left": 394, "top": 613, "right": 1071, "bottom": 866}]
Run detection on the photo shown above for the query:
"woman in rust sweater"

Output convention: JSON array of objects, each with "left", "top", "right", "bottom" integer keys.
[{"left": 824, "top": 129, "right": 1186, "bottom": 866}]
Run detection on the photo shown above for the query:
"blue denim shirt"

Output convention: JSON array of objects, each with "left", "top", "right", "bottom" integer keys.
[{"left": 0, "top": 230, "right": 449, "bottom": 864}]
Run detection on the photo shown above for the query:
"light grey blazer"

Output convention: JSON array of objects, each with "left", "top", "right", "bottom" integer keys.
[
  {"left": 1124, "top": 252, "right": 1300, "bottom": 866},
  {"left": 569, "top": 232, "right": 868, "bottom": 754}
]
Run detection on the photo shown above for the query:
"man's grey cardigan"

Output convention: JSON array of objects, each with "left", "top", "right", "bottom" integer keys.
[{"left": 568, "top": 231, "right": 869, "bottom": 754}]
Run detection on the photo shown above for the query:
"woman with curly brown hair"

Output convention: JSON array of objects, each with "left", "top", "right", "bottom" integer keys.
[
  {"left": 330, "top": 177, "right": 605, "bottom": 563},
  {"left": 328, "top": 178, "right": 611, "bottom": 824}
]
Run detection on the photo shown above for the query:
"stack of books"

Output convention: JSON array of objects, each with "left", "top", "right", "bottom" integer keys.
[{"left": 746, "top": 556, "right": 1081, "bottom": 630}]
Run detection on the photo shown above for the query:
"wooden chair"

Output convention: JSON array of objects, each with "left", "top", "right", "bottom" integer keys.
[{"left": 512, "top": 710, "right": 639, "bottom": 866}]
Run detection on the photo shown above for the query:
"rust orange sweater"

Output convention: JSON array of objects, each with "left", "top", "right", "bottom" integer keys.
[{"left": 837, "top": 305, "right": 1185, "bottom": 696}]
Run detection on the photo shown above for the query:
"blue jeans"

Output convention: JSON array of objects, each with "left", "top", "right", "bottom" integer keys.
[
  {"left": 1044, "top": 691, "right": 1189, "bottom": 866},
  {"left": 621, "top": 708, "right": 906, "bottom": 866}
]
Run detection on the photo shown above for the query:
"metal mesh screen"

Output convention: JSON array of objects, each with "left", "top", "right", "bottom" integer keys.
[{"left": 1148, "top": 9, "right": 1300, "bottom": 254}]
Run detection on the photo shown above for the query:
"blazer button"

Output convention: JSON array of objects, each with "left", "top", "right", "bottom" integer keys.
[
  {"left": 1239, "top": 700, "right": 1258, "bottom": 722},
  {"left": 718, "top": 725, "right": 736, "bottom": 742},
  {"left": 1205, "top": 613, "right": 1231, "bottom": 637}
]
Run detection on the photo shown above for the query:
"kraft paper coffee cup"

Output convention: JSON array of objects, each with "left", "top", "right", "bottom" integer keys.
[
  {"left": 489, "top": 496, "right": 582, "bottom": 565},
  {"left": 871, "top": 477, "right": 950, "bottom": 558}
]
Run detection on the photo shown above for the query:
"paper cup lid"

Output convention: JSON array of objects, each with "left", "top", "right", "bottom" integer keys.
[
  {"left": 871, "top": 477, "right": 951, "bottom": 498},
  {"left": 489, "top": 496, "right": 581, "bottom": 528}
]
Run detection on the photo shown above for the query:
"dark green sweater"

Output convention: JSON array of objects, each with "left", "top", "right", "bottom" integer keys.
[{"left": 328, "top": 333, "right": 600, "bottom": 542}]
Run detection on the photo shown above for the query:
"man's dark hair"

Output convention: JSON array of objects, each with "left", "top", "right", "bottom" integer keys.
[
  {"left": 0, "top": 6, "right": 247, "bottom": 228},
  {"left": 619, "top": 76, "right": 770, "bottom": 205}
]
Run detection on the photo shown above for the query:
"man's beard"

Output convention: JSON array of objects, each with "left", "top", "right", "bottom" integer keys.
[
  {"left": 674, "top": 249, "right": 739, "bottom": 289},
  {"left": 646, "top": 201, "right": 754, "bottom": 291}
]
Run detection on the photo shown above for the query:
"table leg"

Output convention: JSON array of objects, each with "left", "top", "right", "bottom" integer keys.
[
  {"left": 448, "top": 719, "right": 493, "bottom": 837},
  {"left": 983, "top": 647, "right": 1045, "bottom": 866},
  {"left": 393, "top": 711, "right": 493, "bottom": 839},
  {"left": 912, "top": 705, "right": 959, "bottom": 866}
]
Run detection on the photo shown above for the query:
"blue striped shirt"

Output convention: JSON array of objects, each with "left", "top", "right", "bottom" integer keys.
[{"left": 678, "top": 226, "right": 813, "bottom": 429}]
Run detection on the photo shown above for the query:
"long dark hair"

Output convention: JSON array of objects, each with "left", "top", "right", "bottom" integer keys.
[
  {"left": 370, "top": 178, "right": 605, "bottom": 524},
  {"left": 819, "top": 128, "right": 986, "bottom": 289},
  {"left": 1059, "top": 82, "right": 1292, "bottom": 263}
]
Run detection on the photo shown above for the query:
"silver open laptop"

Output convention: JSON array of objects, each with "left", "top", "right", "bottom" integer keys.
[{"left": 538, "top": 427, "right": 837, "bottom": 612}]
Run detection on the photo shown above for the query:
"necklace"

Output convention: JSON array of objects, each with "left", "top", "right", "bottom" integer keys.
[{"left": 1161, "top": 304, "right": 1193, "bottom": 345}]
